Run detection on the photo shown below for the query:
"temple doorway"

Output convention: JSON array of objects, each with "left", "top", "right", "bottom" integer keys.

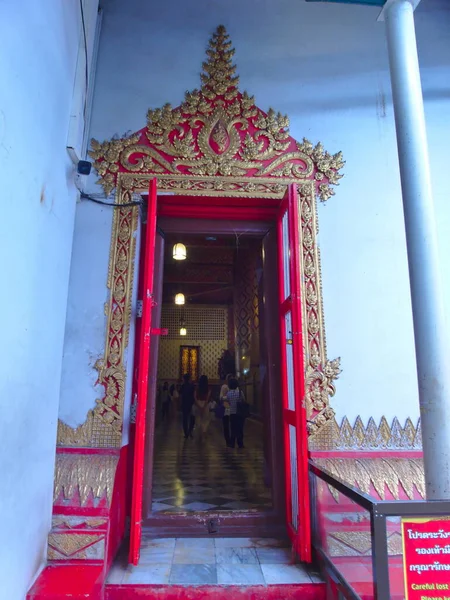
[
  {"left": 129, "top": 185, "right": 311, "bottom": 563},
  {"left": 142, "top": 216, "right": 286, "bottom": 537},
  {"left": 152, "top": 229, "right": 275, "bottom": 507}
]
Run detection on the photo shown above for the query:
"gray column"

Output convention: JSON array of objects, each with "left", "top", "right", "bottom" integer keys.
[{"left": 384, "top": 0, "right": 450, "bottom": 499}]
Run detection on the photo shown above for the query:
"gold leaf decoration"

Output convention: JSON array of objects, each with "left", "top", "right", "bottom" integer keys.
[
  {"left": 314, "top": 457, "right": 425, "bottom": 500},
  {"left": 54, "top": 453, "right": 118, "bottom": 506},
  {"left": 309, "top": 415, "right": 422, "bottom": 451}
]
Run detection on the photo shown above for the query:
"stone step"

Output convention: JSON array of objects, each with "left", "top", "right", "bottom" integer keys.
[{"left": 105, "top": 583, "right": 326, "bottom": 600}]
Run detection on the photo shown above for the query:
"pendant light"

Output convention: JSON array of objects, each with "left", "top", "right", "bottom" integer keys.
[
  {"left": 179, "top": 318, "right": 187, "bottom": 336},
  {"left": 173, "top": 243, "right": 187, "bottom": 261},
  {"left": 175, "top": 293, "right": 185, "bottom": 305}
]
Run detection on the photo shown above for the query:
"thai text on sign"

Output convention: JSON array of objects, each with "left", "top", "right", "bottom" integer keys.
[{"left": 402, "top": 517, "right": 450, "bottom": 600}]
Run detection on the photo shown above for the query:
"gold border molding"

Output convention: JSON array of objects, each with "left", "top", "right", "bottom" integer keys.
[{"left": 309, "top": 416, "right": 422, "bottom": 451}]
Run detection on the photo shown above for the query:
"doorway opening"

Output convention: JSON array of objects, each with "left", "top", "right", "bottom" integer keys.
[
  {"left": 143, "top": 219, "right": 287, "bottom": 537},
  {"left": 151, "top": 228, "right": 278, "bottom": 519},
  {"left": 131, "top": 185, "right": 311, "bottom": 563}
]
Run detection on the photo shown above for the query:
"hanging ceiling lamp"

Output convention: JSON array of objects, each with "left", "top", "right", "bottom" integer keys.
[
  {"left": 175, "top": 293, "right": 185, "bottom": 305},
  {"left": 173, "top": 243, "right": 187, "bottom": 261},
  {"left": 179, "top": 318, "right": 187, "bottom": 336}
]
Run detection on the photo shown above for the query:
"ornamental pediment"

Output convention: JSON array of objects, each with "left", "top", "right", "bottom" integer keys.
[{"left": 89, "top": 25, "right": 344, "bottom": 200}]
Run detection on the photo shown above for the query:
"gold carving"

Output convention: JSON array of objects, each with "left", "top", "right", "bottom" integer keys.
[
  {"left": 48, "top": 533, "right": 101, "bottom": 558},
  {"left": 89, "top": 26, "right": 343, "bottom": 200},
  {"left": 309, "top": 415, "right": 422, "bottom": 451},
  {"left": 315, "top": 456, "right": 425, "bottom": 500},
  {"left": 201, "top": 25, "right": 239, "bottom": 98},
  {"left": 299, "top": 181, "right": 341, "bottom": 431},
  {"left": 53, "top": 453, "right": 118, "bottom": 505},
  {"left": 89, "top": 133, "right": 141, "bottom": 195}
]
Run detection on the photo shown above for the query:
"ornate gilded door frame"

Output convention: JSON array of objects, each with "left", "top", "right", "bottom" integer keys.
[{"left": 57, "top": 25, "right": 343, "bottom": 450}]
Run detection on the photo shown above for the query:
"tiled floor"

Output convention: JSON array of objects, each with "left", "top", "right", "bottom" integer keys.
[
  {"left": 151, "top": 417, "right": 272, "bottom": 513},
  {"left": 107, "top": 537, "right": 323, "bottom": 586}
]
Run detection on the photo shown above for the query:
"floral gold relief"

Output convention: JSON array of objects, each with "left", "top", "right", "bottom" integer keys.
[
  {"left": 61, "top": 25, "right": 344, "bottom": 448},
  {"left": 89, "top": 25, "right": 344, "bottom": 201}
]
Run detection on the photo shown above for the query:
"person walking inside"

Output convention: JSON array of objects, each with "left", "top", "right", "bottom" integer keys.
[
  {"left": 194, "top": 375, "right": 212, "bottom": 440},
  {"left": 180, "top": 373, "right": 195, "bottom": 439},
  {"left": 161, "top": 381, "right": 171, "bottom": 422},
  {"left": 226, "top": 378, "right": 247, "bottom": 449},
  {"left": 219, "top": 373, "right": 232, "bottom": 446}
]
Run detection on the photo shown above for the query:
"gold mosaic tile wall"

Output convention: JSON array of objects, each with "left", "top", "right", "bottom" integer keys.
[{"left": 158, "top": 306, "right": 229, "bottom": 381}]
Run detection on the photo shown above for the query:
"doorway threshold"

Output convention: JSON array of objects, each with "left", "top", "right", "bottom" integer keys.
[{"left": 106, "top": 536, "right": 323, "bottom": 591}]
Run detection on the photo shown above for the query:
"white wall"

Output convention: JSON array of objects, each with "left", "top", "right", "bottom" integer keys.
[
  {"left": 67, "top": 0, "right": 450, "bottom": 441},
  {"left": 0, "top": 1, "right": 98, "bottom": 597}
]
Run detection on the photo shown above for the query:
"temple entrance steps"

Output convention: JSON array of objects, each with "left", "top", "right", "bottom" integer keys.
[{"left": 105, "top": 536, "right": 325, "bottom": 599}]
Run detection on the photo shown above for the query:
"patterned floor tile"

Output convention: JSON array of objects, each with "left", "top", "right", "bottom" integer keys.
[
  {"left": 180, "top": 501, "right": 217, "bottom": 511},
  {"left": 151, "top": 419, "right": 272, "bottom": 514}
]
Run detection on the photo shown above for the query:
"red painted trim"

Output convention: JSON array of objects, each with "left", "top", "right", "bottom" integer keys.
[
  {"left": 288, "top": 183, "right": 311, "bottom": 563},
  {"left": 158, "top": 204, "right": 277, "bottom": 221},
  {"left": 107, "top": 445, "right": 129, "bottom": 569},
  {"left": 284, "top": 409, "right": 296, "bottom": 427},
  {"left": 129, "top": 178, "right": 158, "bottom": 565},
  {"left": 105, "top": 584, "right": 326, "bottom": 600},
  {"left": 56, "top": 447, "right": 119, "bottom": 456},
  {"left": 277, "top": 207, "right": 294, "bottom": 545},
  {"left": 52, "top": 507, "right": 110, "bottom": 517},
  {"left": 27, "top": 565, "right": 103, "bottom": 600},
  {"left": 158, "top": 194, "right": 281, "bottom": 209}
]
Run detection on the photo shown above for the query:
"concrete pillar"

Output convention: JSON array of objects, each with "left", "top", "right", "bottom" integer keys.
[{"left": 384, "top": 0, "right": 450, "bottom": 499}]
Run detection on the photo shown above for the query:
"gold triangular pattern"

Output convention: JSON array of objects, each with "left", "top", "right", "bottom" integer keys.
[
  {"left": 319, "top": 416, "right": 422, "bottom": 450},
  {"left": 48, "top": 534, "right": 100, "bottom": 557},
  {"left": 316, "top": 458, "right": 425, "bottom": 501}
]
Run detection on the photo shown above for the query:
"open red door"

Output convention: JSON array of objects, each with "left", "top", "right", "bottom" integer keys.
[
  {"left": 277, "top": 183, "right": 311, "bottom": 562},
  {"left": 129, "top": 178, "right": 158, "bottom": 565}
]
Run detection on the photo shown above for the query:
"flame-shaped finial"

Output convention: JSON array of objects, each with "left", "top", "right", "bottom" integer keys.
[{"left": 201, "top": 25, "right": 240, "bottom": 99}]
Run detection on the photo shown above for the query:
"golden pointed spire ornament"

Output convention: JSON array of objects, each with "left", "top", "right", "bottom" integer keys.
[{"left": 201, "top": 25, "right": 240, "bottom": 99}]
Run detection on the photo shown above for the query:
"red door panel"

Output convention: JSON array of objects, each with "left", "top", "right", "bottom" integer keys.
[
  {"left": 129, "top": 178, "right": 158, "bottom": 565},
  {"left": 277, "top": 183, "right": 311, "bottom": 562}
]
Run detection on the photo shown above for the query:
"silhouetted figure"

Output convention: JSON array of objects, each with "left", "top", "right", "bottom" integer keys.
[
  {"left": 161, "top": 381, "right": 171, "bottom": 421},
  {"left": 227, "top": 378, "right": 247, "bottom": 449},
  {"left": 194, "top": 374, "right": 212, "bottom": 439},
  {"left": 180, "top": 373, "right": 195, "bottom": 439},
  {"left": 219, "top": 373, "right": 233, "bottom": 446}
]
